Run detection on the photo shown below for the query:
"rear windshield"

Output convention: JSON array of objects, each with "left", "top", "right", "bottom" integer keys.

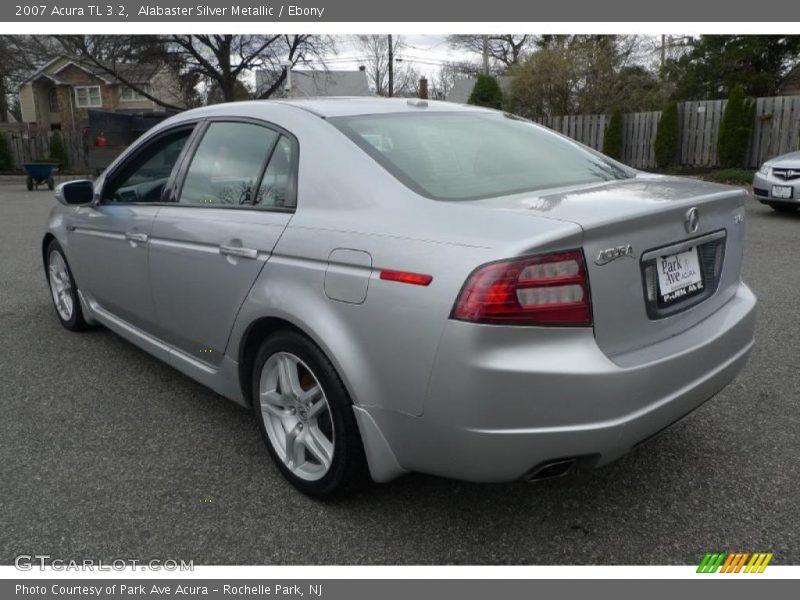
[{"left": 330, "top": 112, "right": 633, "bottom": 201}]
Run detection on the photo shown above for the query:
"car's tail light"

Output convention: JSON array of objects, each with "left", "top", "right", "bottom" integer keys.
[{"left": 451, "top": 250, "right": 592, "bottom": 326}]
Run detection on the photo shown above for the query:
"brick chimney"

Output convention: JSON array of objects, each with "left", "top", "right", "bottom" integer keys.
[{"left": 418, "top": 76, "right": 428, "bottom": 100}]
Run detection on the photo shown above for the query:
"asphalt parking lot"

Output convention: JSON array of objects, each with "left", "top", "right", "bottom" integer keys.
[{"left": 1, "top": 178, "right": 798, "bottom": 565}]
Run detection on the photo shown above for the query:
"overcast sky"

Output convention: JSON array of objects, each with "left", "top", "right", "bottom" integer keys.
[{"left": 303, "top": 34, "right": 472, "bottom": 79}]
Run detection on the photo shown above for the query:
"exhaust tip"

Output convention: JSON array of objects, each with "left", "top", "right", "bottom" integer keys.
[{"left": 524, "top": 458, "right": 577, "bottom": 482}]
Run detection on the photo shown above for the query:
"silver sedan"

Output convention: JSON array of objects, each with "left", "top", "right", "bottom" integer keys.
[
  {"left": 43, "top": 98, "right": 756, "bottom": 497},
  {"left": 753, "top": 151, "right": 800, "bottom": 212}
]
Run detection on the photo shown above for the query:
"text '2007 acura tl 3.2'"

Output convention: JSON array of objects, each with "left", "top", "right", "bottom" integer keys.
[{"left": 43, "top": 97, "right": 755, "bottom": 497}]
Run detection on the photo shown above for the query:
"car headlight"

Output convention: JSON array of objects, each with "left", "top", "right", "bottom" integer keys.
[{"left": 758, "top": 164, "right": 771, "bottom": 175}]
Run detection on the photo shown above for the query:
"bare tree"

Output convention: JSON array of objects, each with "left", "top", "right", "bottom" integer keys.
[
  {"left": 52, "top": 34, "right": 335, "bottom": 109},
  {"left": 357, "top": 35, "right": 419, "bottom": 96},
  {"left": 428, "top": 60, "right": 480, "bottom": 100},
  {"left": 0, "top": 35, "right": 62, "bottom": 120},
  {"left": 447, "top": 35, "right": 533, "bottom": 71}
]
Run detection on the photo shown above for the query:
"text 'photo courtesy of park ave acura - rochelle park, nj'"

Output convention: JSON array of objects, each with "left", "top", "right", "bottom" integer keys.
[{"left": 1, "top": 26, "right": 800, "bottom": 585}]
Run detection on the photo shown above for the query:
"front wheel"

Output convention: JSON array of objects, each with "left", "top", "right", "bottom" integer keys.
[
  {"left": 252, "top": 330, "right": 369, "bottom": 498},
  {"left": 46, "top": 240, "right": 88, "bottom": 331}
]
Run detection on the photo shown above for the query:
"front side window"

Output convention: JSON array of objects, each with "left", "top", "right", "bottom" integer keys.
[
  {"left": 331, "top": 112, "right": 633, "bottom": 201},
  {"left": 74, "top": 86, "right": 102, "bottom": 108},
  {"left": 179, "top": 122, "right": 281, "bottom": 206},
  {"left": 104, "top": 128, "right": 193, "bottom": 203}
]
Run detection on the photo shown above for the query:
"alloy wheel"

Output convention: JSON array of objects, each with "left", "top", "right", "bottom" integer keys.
[
  {"left": 258, "top": 352, "right": 335, "bottom": 481},
  {"left": 48, "top": 250, "right": 74, "bottom": 322}
]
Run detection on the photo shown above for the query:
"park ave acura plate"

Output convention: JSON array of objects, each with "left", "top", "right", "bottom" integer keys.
[{"left": 657, "top": 247, "right": 704, "bottom": 305}]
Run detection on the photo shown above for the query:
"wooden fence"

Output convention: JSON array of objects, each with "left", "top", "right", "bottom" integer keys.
[
  {"left": 0, "top": 125, "right": 87, "bottom": 172},
  {"left": 538, "top": 95, "right": 800, "bottom": 170},
  {"left": 534, "top": 114, "right": 608, "bottom": 153}
]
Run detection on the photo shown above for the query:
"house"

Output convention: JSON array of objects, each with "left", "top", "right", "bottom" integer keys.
[
  {"left": 255, "top": 68, "right": 371, "bottom": 98},
  {"left": 445, "top": 76, "right": 516, "bottom": 104},
  {"left": 17, "top": 55, "right": 184, "bottom": 130},
  {"left": 778, "top": 64, "right": 800, "bottom": 96}
]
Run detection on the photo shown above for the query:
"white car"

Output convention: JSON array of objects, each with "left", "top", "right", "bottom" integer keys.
[{"left": 753, "top": 151, "right": 800, "bottom": 212}]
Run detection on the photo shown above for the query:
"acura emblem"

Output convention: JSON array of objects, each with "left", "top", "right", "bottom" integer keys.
[
  {"left": 685, "top": 207, "right": 699, "bottom": 233},
  {"left": 595, "top": 244, "right": 634, "bottom": 265}
]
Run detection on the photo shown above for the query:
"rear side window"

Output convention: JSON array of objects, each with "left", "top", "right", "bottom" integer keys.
[
  {"left": 255, "top": 136, "right": 295, "bottom": 208},
  {"left": 179, "top": 122, "right": 279, "bottom": 206},
  {"left": 331, "top": 112, "right": 632, "bottom": 201}
]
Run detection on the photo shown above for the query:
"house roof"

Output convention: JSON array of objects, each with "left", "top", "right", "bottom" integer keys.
[
  {"left": 256, "top": 69, "right": 371, "bottom": 98},
  {"left": 445, "top": 76, "right": 516, "bottom": 104},
  {"left": 20, "top": 55, "right": 161, "bottom": 88}
]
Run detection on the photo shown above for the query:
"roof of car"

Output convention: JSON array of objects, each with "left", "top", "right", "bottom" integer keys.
[
  {"left": 273, "top": 96, "right": 485, "bottom": 117},
  {"left": 187, "top": 96, "right": 490, "bottom": 119}
]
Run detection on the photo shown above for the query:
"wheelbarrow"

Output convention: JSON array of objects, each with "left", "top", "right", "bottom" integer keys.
[{"left": 22, "top": 162, "right": 59, "bottom": 191}]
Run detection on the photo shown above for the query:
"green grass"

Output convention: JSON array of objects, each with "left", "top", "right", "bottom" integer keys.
[{"left": 698, "top": 168, "right": 755, "bottom": 185}]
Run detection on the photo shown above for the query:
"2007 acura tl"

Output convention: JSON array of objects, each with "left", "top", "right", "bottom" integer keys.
[{"left": 43, "top": 98, "right": 756, "bottom": 497}]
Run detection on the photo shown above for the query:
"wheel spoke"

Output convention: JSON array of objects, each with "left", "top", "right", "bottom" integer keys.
[
  {"left": 304, "top": 426, "right": 333, "bottom": 470},
  {"left": 299, "top": 384, "right": 322, "bottom": 407},
  {"left": 306, "top": 396, "right": 327, "bottom": 420},
  {"left": 285, "top": 423, "right": 306, "bottom": 468},
  {"left": 277, "top": 354, "right": 302, "bottom": 397},
  {"left": 260, "top": 390, "right": 289, "bottom": 417}
]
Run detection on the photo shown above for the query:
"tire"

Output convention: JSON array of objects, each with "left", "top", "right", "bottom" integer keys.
[
  {"left": 26, "top": 175, "right": 33, "bottom": 191},
  {"left": 769, "top": 203, "right": 798, "bottom": 213},
  {"left": 251, "top": 329, "right": 369, "bottom": 498},
  {"left": 45, "top": 240, "right": 88, "bottom": 331}
]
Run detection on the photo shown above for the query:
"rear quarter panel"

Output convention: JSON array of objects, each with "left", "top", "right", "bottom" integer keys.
[{"left": 224, "top": 109, "right": 584, "bottom": 416}]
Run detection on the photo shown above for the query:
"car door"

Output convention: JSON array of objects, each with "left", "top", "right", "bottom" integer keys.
[
  {"left": 66, "top": 125, "right": 197, "bottom": 334},
  {"left": 148, "top": 119, "right": 298, "bottom": 367}
]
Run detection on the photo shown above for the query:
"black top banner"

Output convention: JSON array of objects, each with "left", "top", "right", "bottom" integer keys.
[{"left": 3, "top": 0, "right": 799, "bottom": 22}]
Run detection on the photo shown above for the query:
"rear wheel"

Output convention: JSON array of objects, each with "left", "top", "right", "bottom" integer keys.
[
  {"left": 251, "top": 330, "right": 369, "bottom": 498},
  {"left": 769, "top": 203, "right": 798, "bottom": 213},
  {"left": 46, "top": 240, "right": 88, "bottom": 331}
]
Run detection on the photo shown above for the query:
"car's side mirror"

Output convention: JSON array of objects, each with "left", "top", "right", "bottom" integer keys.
[{"left": 55, "top": 180, "right": 95, "bottom": 206}]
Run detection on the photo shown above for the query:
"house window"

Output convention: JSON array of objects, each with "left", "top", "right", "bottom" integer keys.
[
  {"left": 48, "top": 88, "right": 60, "bottom": 112},
  {"left": 120, "top": 86, "right": 148, "bottom": 102},
  {"left": 74, "top": 86, "right": 102, "bottom": 108}
]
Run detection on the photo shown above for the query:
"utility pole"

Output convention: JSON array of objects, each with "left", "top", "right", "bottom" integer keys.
[
  {"left": 388, "top": 34, "right": 394, "bottom": 97},
  {"left": 482, "top": 34, "right": 489, "bottom": 75}
]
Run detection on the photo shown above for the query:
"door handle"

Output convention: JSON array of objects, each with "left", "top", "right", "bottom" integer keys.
[
  {"left": 125, "top": 231, "right": 148, "bottom": 243},
  {"left": 219, "top": 244, "right": 258, "bottom": 260}
]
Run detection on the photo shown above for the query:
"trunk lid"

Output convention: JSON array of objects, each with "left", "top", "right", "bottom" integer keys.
[{"left": 473, "top": 174, "right": 748, "bottom": 357}]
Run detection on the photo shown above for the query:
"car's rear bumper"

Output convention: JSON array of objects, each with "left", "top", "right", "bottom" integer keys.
[{"left": 366, "top": 282, "right": 756, "bottom": 482}]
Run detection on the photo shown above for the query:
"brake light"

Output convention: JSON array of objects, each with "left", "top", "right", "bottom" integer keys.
[{"left": 451, "top": 250, "right": 592, "bottom": 326}]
